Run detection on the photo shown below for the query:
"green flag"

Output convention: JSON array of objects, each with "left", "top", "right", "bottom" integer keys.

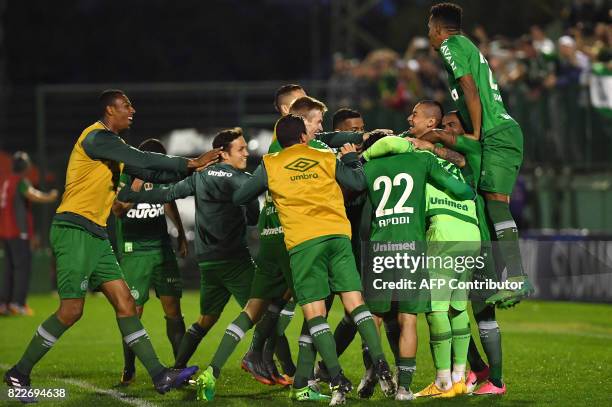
[{"left": 590, "top": 63, "right": 612, "bottom": 118}]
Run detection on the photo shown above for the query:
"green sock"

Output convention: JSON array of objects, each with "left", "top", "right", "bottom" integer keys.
[
  {"left": 16, "top": 314, "right": 69, "bottom": 376},
  {"left": 210, "top": 312, "right": 254, "bottom": 378},
  {"left": 174, "top": 322, "right": 209, "bottom": 368},
  {"left": 165, "top": 315, "right": 185, "bottom": 358},
  {"left": 307, "top": 316, "right": 341, "bottom": 378},
  {"left": 486, "top": 200, "right": 524, "bottom": 279},
  {"left": 334, "top": 314, "right": 357, "bottom": 357},
  {"left": 117, "top": 316, "right": 165, "bottom": 379},
  {"left": 450, "top": 310, "right": 471, "bottom": 371},
  {"left": 122, "top": 341, "right": 136, "bottom": 372},
  {"left": 249, "top": 302, "right": 282, "bottom": 353},
  {"left": 351, "top": 305, "right": 385, "bottom": 362},
  {"left": 467, "top": 335, "right": 487, "bottom": 372},
  {"left": 383, "top": 315, "right": 401, "bottom": 365},
  {"left": 426, "top": 312, "right": 452, "bottom": 370},
  {"left": 478, "top": 319, "right": 503, "bottom": 386},
  {"left": 398, "top": 357, "right": 416, "bottom": 389},
  {"left": 274, "top": 301, "right": 296, "bottom": 374},
  {"left": 293, "top": 321, "right": 316, "bottom": 389}
]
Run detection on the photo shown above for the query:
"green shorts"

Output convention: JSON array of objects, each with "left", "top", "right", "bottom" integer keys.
[
  {"left": 198, "top": 257, "right": 255, "bottom": 316},
  {"left": 251, "top": 236, "right": 292, "bottom": 299},
  {"left": 480, "top": 124, "right": 524, "bottom": 195},
  {"left": 120, "top": 246, "right": 182, "bottom": 306},
  {"left": 426, "top": 215, "right": 481, "bottom": 312},
  {"left": 51, "top": 221, "right": 123, "bottom": 299},
  {"left": 290, "top": 236, "right": 362, "bottom": 306}
]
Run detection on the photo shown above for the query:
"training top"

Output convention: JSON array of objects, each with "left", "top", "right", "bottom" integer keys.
[
  {"left": 439, "top": 35, "right": 517, "bottom": 137},
  {"left": 55, "top": 121, "right": 188, "bottom": 237},
  {"left": 118, "top": 162, "right": 258, "bottom": 262},
  {"left": 235, "top": 144, "right": 364, "bottom": 252}
]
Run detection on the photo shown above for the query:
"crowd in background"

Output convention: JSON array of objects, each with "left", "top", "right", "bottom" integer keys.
[{"left": 327, "top": 16, "right": 611, "bottom": 120}]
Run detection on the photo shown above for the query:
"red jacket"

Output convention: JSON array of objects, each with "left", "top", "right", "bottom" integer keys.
[{"left": 0, "top": 174, "right": 34, "bottom": 239}]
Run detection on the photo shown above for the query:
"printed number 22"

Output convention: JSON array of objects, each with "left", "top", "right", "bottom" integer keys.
[{"left": 373, "top": 173, "right": 414, "bottom": 218}]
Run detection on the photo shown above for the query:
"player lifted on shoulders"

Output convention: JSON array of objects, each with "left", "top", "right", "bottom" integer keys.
[{"left": 428, "top": 3, "right": 533, "bottom": 306}]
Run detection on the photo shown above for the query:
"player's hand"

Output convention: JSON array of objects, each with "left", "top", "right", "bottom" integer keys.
[
  {"left": 177, "top": 235, "right": 189, "bottom": 258},
  {"left": 339, "top": 143, "right": 357, "bottom": 157},
  {"left": 188, "top": 148, "right": 222, "bottom": 171},
  {"left": 131, "top": 178, "right": 144, "bottom": 192},
  {"left": 48, "top": 189, "right": 59, "bottom": 200},
  {"left": 407, "top": 137, "right": 435, "bottom": 152}
]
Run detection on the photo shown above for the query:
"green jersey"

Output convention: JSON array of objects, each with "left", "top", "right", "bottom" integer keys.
[
  {"left": 423, "top": 150, "right": 478, "bottom": 225},
  {"left": 363, "top": 151, "right": 474, "bottom": 242},
  {"left": 115, "top": 173, "right": 171, "bottom": 254},
  {"left": 439, "top": 35, "right": 517, "bottom": 137}
]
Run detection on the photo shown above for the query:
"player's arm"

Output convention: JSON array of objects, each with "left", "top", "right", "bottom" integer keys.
[
  {"left": 359, "top": 198, "right": 373, "bottom": 241},
  {"left": 316, "top": 131, "right": 364, "bottom": 147},
  {"left": 164, "top": 201, "right": 188, "bottom": 258},
  {"left": 457, "top": 74, "right": 482, "bottom": 141},
  {"left": 409, "top": 138, "right": 466, "bottom": 168},
  {"left": 421, "top": 129, "right": 457, "bottom": 146},
  {"left": 362, "top": 136, "right": 413, "bottom": 161},
  {"left": 335, "top": 144, "right": 367, "bottom": 191},
  {"left": 20, "top": 179, "right": 58, "bottom": 204},
  {"left": 427, "top": 157, "right": 475, "bottom": 201},
  {"left": 229, "top": 173, "right": 260, "bottom": 226},
  {"left": 233, "top": 163, "right": 268, "bottom": 206},
  {"left": 82, "top": 130, "right": 220, "bottom": 182},
  {"left": 117, "top": 173, "right": 196, "bottom": 204}
]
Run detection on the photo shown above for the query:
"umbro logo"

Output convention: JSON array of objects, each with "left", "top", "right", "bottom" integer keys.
[{"left": 284, "top": 158, "right": 319, "bottom": 172}]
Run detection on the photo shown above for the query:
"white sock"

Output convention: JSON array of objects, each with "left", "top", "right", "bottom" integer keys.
[
  {"left": 452, "top": 365, "right": 466, "bottom": 383},
  {"left": 435, "top": 369, "right": 452, "bottom": 391}
]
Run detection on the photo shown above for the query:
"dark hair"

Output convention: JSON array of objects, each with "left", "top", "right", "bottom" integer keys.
[
  {"left": 362, "top": 131, "right": 394, "bottom": 152},
  {"left": 446, "top": 110, "right": 468, "bottom": 132},
  {"left": 418, "top": 99, "right": 444, "bottom": 127},
  {"left": 276, "top": 114, "right": 306, "bottom": 148},
  {"left": 274, "top": 84, "right": 304, "bottom": 112},
  {"left": 430, "top": 2, "right": 462, "bottom": 31},
  {"left": 138, "top": 138, "right": 166, "bottom": 154},
  {"left": 332, "top": 108, "right": 362, "bottom": 130},
  {"left": 289, "top": 96, "right": 327, "bottom": 116},
  {"left": 12, "top": 151, "right": 31, "bottom": 173},
  {"left": 213, "top": 127, "right": 244, "bottom": 151},
  {"left": 99, "top": 89, "right": 125, "bottom": 116}
]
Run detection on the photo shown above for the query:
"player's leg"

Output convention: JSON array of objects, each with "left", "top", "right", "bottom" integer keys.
[
  {"left": 155, "top": 247, "right": 186, "bottom": 358},
  {"left": 271, "top": 300, "right": 296, "bottom": 377},
  {"left": 480, "top": 126, "right": 533, "bottom": 305},
  {"left": 117, "top": 251, "right": 153, "bottom": 385},
  {"left": 12, "top": 238, "right": 33, "bottom": 314},
  {"left": 175, "top": 261, "right": 228, "bottom": 368},
  {"left": 471, "top": 302, "right": 505, "bottom": 395},
  {"left": 0, "top": 239, "right": 16, "bottom": 315},
  {"left": 396, "top": 312, "right": 417, "bottom": 400},
  {"left": 5, "top": 222, "right": 95, "bottom": 397}
]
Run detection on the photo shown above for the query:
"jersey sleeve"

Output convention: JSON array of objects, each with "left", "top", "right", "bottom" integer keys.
[
  {"left": 362, "top": 136, "right": 413, "bottom": 161},
  {"left": 426, "top": 155, "right": 475, "bottom": 200},
  {"left": 17, "top": 179, "right": 30, "bottom": 195},
  {"left": 453, "top": 135, "right": 481, "bottom": 155},
  {"left": 335, "top": 152, "right": 366, "bottom": 191},
  {"left": 117, "top": 173, "right": 196, "bottom": 204},
  {"left": 233, "top": 163, "right": 268, "bottom": 205},
  {"left": 442, "top": 37, "right": 470, "bottom": 79},
  {"left": 317, "top": 131, "right": 364, "bottom": 147},
  {"left": 82, "top": 130, "right": 189, "bottom": 176}
]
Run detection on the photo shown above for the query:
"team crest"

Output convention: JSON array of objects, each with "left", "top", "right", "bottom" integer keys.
[{"left": 144, "top": 182, "right": 153, "bottom": 191}]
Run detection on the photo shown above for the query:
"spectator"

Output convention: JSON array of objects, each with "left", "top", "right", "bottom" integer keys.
[
  {"left": 555, "top": 35, "right": 591, "bottom": 87},
  {"left": 0, "top": 152, "right": 58, "bottom": 316}
]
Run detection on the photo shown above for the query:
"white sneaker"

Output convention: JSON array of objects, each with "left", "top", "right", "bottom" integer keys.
[{"left": 395, "top": 386, "right": 415, "bottom": 401}]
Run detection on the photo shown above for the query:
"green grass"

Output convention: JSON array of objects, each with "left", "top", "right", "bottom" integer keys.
[{"left": 1, "top": 293, "right": 611, "bottom": 406}]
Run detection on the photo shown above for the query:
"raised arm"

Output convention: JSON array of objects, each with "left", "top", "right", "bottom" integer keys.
[
  {"left": 409, "top": 138, "right": 466, "bottom": 168},
  {"left": 233, "top": 163, "right": 268, "bottom": 205},
  {"left": 316, "top": 131, "right": 364, "bottom": 147},
  {"left": 362, "top": 136, "right": 413, "bottom": 161}
]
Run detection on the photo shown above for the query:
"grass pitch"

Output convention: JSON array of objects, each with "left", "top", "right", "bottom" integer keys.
[{"left": 1, "top": 292, "right": 611, "bottom": 406}]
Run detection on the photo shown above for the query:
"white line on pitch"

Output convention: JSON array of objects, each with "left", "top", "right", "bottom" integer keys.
[{"left": 1, "top": 363, "right": 159, "bottom": 407}]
